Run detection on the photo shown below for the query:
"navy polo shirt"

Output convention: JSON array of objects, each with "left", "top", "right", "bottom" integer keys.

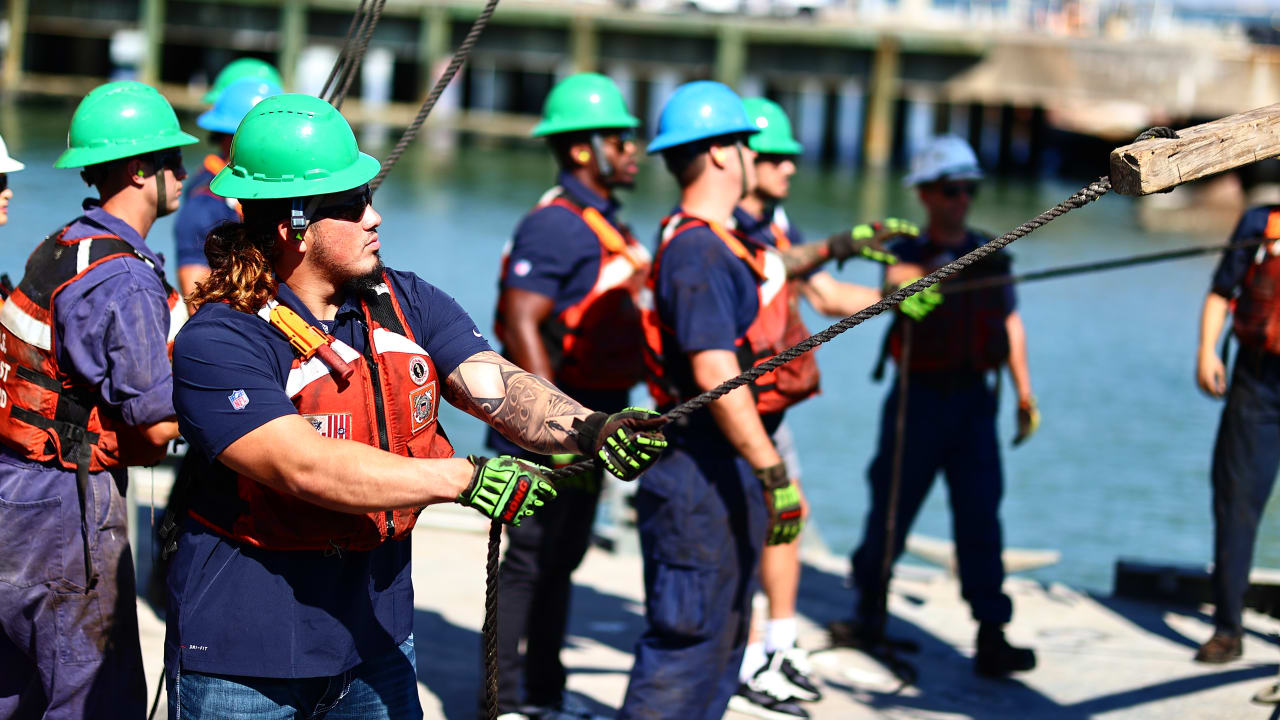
[
  {"left": 890, "top": 229, "right": 1017, "bottom": 313},
  {"left": 174, "top": 162, "right": 240, "bottom": 268},
  {"left": 654, "top": 208, "right": 783, "bottom": 440},
  {"left": 501, "top": 172, "right": 623, "bottom": 316},
  {"left": 1212, "top": 205, "right": 1277, "bottom": 299},
  {"left": 166, "top": 267, "right": 490, "bottom": 678}
]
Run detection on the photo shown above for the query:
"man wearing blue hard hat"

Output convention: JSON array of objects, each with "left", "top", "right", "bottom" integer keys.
[
  {"left": 174, "top": 76, "right": 282, "bottom": 302},
  {"left": 619, "top": 81, "right": 817, "bottom": 720}
]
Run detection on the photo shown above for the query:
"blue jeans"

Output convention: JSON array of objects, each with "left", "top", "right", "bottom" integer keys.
[
  {"left": 169, "top": 634, "right": 421, "bottom": 719},
  {"left": 1210, "top": 349, "right": 1280, "bottom": 635}
]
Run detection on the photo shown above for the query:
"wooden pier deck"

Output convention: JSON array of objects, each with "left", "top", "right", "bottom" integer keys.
[{"left": 132, "top": 500, "right": 1280, "bottom": 719}]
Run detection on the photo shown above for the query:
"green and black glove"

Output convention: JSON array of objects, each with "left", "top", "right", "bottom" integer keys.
[
  {"left": 572, "top": 407, "right": 668, "bottom": 481},
  {"left": 1013, "top": 395, "right": 1041, "bottom": 447},
  {"left": 457, "top": 455, "right": 557, "bottom": 526},
  {"left": 895, "top": 278, "right": 943, "bottom": 321},
  {"left": 756, "top": 462, "right": 804, "bottom": 546},
  {"left": 826, "top": 218, "right": 916, "bottom": 268}
]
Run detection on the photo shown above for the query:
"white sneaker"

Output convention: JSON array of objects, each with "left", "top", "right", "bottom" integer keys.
[
  {"left": 773, "top": 648, "right": 822, "bottom": 702},
  {"left": 727, "top": 665, "right": 810, "bottom": 720}
]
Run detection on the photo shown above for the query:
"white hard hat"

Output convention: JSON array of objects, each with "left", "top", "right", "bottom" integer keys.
[
  {"left": 904, "top": 135, "right": 981, "bottom": 187},
  {"left": 0, "top": 134, "right": 24, "bottom": 173}
]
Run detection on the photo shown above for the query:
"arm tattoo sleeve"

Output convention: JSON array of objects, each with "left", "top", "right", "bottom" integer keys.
[
  {"left": 443, "top": 350, "right": 592, "bottom": 455},
  {"left": 781, "top": 242, "right": 832, "bottom": 278}
]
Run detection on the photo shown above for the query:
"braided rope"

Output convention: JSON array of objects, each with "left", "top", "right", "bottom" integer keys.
[
  {"left": 319, "top": 0, "right": 368, "bottom": 101},
  {"left": 542, "top": 175, "right": 1112, "bottom": 482},
  {"left": 370, "top": 0, "right": 502, "bottom": 192},
  {"left": 331, "top": 0, "right": 388, "bottom": 109},
  {"left": 482, "top": 520, "right": 502, "bottom": 720}
]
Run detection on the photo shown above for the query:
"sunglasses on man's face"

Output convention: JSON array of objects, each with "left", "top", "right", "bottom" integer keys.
[
  {"left": 151, "top": 150, "right": 185, "bottom": 174},
  {"left": 0, "top": 174, "right": 9, "bottom": 194},
  {"left": 313, "top": 186, "right": 373, "bottom": 223},
  {"left": 938, "top": 182, "right": 979, "bottom": 199}
]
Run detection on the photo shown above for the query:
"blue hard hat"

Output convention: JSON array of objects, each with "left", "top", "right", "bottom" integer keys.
[
  {"left": 197, "top": 77, "right": 283, "bottom": 134},
  {"left": 647, "top": 81, "right": 759, "bottom": 155}
]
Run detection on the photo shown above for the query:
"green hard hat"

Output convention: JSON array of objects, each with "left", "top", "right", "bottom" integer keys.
[
  {"left": 210, "top": 93, "right": 380, "bottom": 200},
  {"left": 743, "top": 97, "right": 803, "bottom": 156},
  {"left": 204, "top": 58, "right": 284, "bottom": 104},
  {"left": 532, "top": 73, "right": 640, "bottom": 138},
  {"left": 54, "top": 81, "right": 199, "bottom": 169}
]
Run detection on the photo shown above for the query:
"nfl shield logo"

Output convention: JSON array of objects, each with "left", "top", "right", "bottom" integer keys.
[{"left": 228, "top": 389, "right": 249, "bottom": 411}]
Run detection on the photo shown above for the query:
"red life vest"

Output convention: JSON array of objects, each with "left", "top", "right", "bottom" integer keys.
[
  {"left": 186, "top": 276, "right": 455, "bottom": 552},
  {"left": 642, "top": 213, "right": 819, "bottom": 415},
  {"left": 494, "top": 186, "right": 651, "bottom": 390},
  {"left": 1232, "top": 209, "right": 1280, "bottom": 354},
  {"left": 0, "top": 227, "right": 186, "bottom": 472},
  {"left": 887, "top": 234, "right": 1011, "bottom": 373}
]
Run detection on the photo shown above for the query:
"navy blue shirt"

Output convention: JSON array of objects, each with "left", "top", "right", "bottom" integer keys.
[
  {"left": 501, "top": 172, "right": 623, "bottom": 315},
  {"left": 166, "top": 268, "right": 490, "bottom": 678},
  {"left": 174, "top": 161, "right": 240, "bottom": 268},
  {"left": 1212, "top": 205, "right": 1277, "bottom": 299},
  {"left": 731, "top": 204, "right": 815, "bottom": 279},
  {"left": 889, "top": 229, "right": 1017, "bottom": 313}
]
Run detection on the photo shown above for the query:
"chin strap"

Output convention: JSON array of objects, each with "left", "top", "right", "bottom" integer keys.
[
  {"left": 590, "top": 133, "right": 615, "bottom": 180},
  {"left": 153, "top": 152, "right": 169, "bottom": 218},
  {"left": 735, "top": 143, "right": 748, "bottom": 201}
]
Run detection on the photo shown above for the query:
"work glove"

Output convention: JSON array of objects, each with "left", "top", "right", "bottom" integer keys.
[
  {"left": 572, "top": 407, "right": 668, "bottom": 481},
  {"left": 826, "top": 218, "right": 915, "bottom": 268},
  {"left": 895, "top": 278, "right": 943, "bottom": 321},
  {"left": 1013, "top": 395, "right": 1041, "bottom": 447},
  {"left": 458, "top": 455, "right": 557, "bottom": 526},
  {"left": 756, "top": 462, "right": 804, "bottom": 546}
]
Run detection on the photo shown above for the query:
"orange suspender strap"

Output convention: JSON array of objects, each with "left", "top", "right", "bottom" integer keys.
[
  {"left": 699, "top": 218, "right": 767, "bottom": 281},
  {"left": 579, "top": 206, "right": 645, "bottom": 269},
  {"left": 202, "top": 154, "right": 243, "bottom": 219},
  {"left": 1266, "top": 209, "right": 1280, "bottom": 241},
  {"left": 769, "top": 223, "right": 792, "bottom": 252}
]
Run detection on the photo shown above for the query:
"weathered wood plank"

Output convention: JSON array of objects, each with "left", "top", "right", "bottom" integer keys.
[{"left": 1109, "top": 103, "right": 1280, "bottom": 196}]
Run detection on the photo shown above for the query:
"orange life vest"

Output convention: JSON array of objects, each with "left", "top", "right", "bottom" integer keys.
[
  {"left": 642, "top": 213, "right": 819, "bottom": 416},
  {"left": 495, "top": 186, "right": 651, "bottom": 390},
  {"left": 0, "top": 227, "right": 186, "bottom": 472},
  {"left": 186, "top": 276, "right": 455, "bottom": 552},
  {"left": 194, "top": 154, "right": 243, "bottom": 219},
  {"left": 1232, "top": 209, "right": 1280, "bottom": 354}
]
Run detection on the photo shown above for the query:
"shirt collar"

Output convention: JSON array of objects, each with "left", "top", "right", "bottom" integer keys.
[
  {"left": 273, "top": 280, "right": 364, "bottom": 329},
  {"left": 80, "top": 200, "right": 166, "bottom": 270},
  {"left": 558, "top": 171, "right": 619, "bottom": 219},
  {"left": 730, "top": 205, "right": 773, "bottom": 242}
]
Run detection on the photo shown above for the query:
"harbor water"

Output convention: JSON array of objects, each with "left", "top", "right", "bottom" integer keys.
[{"left": 2, "top": 100, "right": 1274, "bottom": 596}]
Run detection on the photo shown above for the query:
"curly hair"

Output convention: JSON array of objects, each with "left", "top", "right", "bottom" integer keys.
[{"left": 188, "top": 199, "right": 290, "bottom": 313}]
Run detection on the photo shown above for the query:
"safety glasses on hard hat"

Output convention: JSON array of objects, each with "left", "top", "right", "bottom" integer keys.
[{"left": 312, "top": 185, "right": 373, "bottom": 223}]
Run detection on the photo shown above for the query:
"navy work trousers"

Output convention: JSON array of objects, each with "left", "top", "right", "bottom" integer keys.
[
  {"left": 1210, "top": 349, "right": 1280, "bottom": 635},
  {"left": 851, "top": 372, "right": 1013, "bottom": 625},
  {"left": 0, "top": 456, "right": 146, "bottom": 719},
  {"left": 618, "top": 442, "right": 767, "bottom": 720}
]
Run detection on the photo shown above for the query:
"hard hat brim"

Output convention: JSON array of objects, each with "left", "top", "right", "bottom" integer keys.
[
  {"left": 748, "top": 136, "right": 804, "bottom": 156},
  {"left": 0, "top": 157, "right": 25, "bottom": 173},
  {"left": 531, "top": 116, "right": 640, "bottom": 138},
  {"left": 196, "top": 109, "right": 240, "bottom": 135},
  {"left": 903, "top": 166, "right": 984, "bottom": 188},
  {"left": 53, "top": 130, "right": 200, "bottom": 169},
  {"left": 646, "top": 124, "right": 760, "bottom": 155},
  {"left": 209, "top": 151, "right": 381, "bottom": 200}
]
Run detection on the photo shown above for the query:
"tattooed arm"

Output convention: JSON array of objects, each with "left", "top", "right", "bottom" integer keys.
[
  {"left": 780, "top": 241, "right": 834, "bottom": 278},
  {"left": 443, "top": 350, "right": 593, "bottom": 455}
]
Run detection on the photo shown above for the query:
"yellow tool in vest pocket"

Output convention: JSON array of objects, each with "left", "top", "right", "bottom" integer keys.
[{"left": 268, "top": 303, "right": 355, "bottom": 381}]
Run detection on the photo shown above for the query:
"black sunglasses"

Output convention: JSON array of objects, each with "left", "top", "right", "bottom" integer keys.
[
  {"left": 0, "top": 174, "right": 8, "bottom": 193},
  {"left": 149, "top": 150, "right": 184, "bottom": 174},
  {"left": 313, "top": 186, "right": 373, "bottom": 223},
  {"left": 939, "top": 181, "right": 979, "bottom": 199}
]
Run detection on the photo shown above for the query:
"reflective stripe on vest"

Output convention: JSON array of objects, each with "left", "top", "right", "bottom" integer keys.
[
  {"left": 187, "top": 276, "right": 455, "bottom": 552},
  {"left": 0, "top": 227, "right": 185, "bottom": 472},
  {"left": 494, "top": 186, "right": 651, "bottom": 391},
  {"left": 642, "top": 213, "right": 818, "bottom": 415},
  {"left": 1232, "top": 208, "right": 1280, "bottom": 354}
]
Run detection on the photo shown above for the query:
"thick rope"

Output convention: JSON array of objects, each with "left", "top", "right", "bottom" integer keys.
[
  {"left": 331, "top": 0, "right": 388, "bottom": 109},
  {"left": 482, "top": 520, "right": 502, "bottom": 720},
  {"left": 542, "top": 175, "right": 1113, "bottom": 483},
  {"left": 370, "top": 0, "right": 502, "bottom": 192},
  {"left": 319, "top": 0, "right": 368, "bottom": 101}
]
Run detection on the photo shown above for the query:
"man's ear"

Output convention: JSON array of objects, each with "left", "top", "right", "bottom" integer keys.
[
  {"left": 708, "top": 144, "right": 727, "bottom": 169},
  {"left": 569, "top": 142, "right": 593, "bottom": 168},
  {"left": 127, "top": 158, "right": 147, "bottom": 187}
]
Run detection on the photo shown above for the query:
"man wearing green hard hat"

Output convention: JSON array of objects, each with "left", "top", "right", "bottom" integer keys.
[
  {"left": 159, "top": 93, "right": 666, "bottom": 718},
  {"left": 727, "top": 97, "right": 919, "bottom": 716},
  {"left": 0, "top": 80, "right": 193, "bottom": 718},
  {"left": 202, "top": 56, "right": 283, "bottom": 105},
  {"left": 486, "top": 72, "right": 653, "bottom": 720}
]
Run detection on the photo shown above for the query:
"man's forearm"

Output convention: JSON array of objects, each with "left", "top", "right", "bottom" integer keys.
[
  {"left": 444, "top": 350, "right": 591, "bottom": 455},
  {"left": 1005, "top": 312, "right": 1033, "bottom": 401},
  {"left": 505, "top": 318, "right": 556, "bottom": 381},
  {"left": 800, "top": 272, "right": 882, "bottom": 317},
  {"left": 1200, "top": 292, "right": 1231, "bottom": 357},
  {"left": 781, "top": 242, "right": 832, "bottom": 279}
]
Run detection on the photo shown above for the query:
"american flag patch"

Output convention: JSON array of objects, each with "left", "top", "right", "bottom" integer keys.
[
  {"left": 228, "top": 389, "right": 249, "bottom": 411},
  {"left": 303, "top": 413, "right": 351, "bottom": 440}
]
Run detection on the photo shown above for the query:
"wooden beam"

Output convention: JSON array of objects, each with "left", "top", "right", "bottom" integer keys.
[
  {"left": 139, "top": 0, "right": 165, "bottom": 86},
  {"left": 1109, "top": 104, "right": 1280, "bottom": 196},
  {"left": 3, "top": 0, "right": 29, "bottom": 90}
]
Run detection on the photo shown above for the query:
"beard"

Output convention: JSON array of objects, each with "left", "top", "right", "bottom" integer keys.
[{"left": 342, "top": 254, "right": 386, "bottom": 298}]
